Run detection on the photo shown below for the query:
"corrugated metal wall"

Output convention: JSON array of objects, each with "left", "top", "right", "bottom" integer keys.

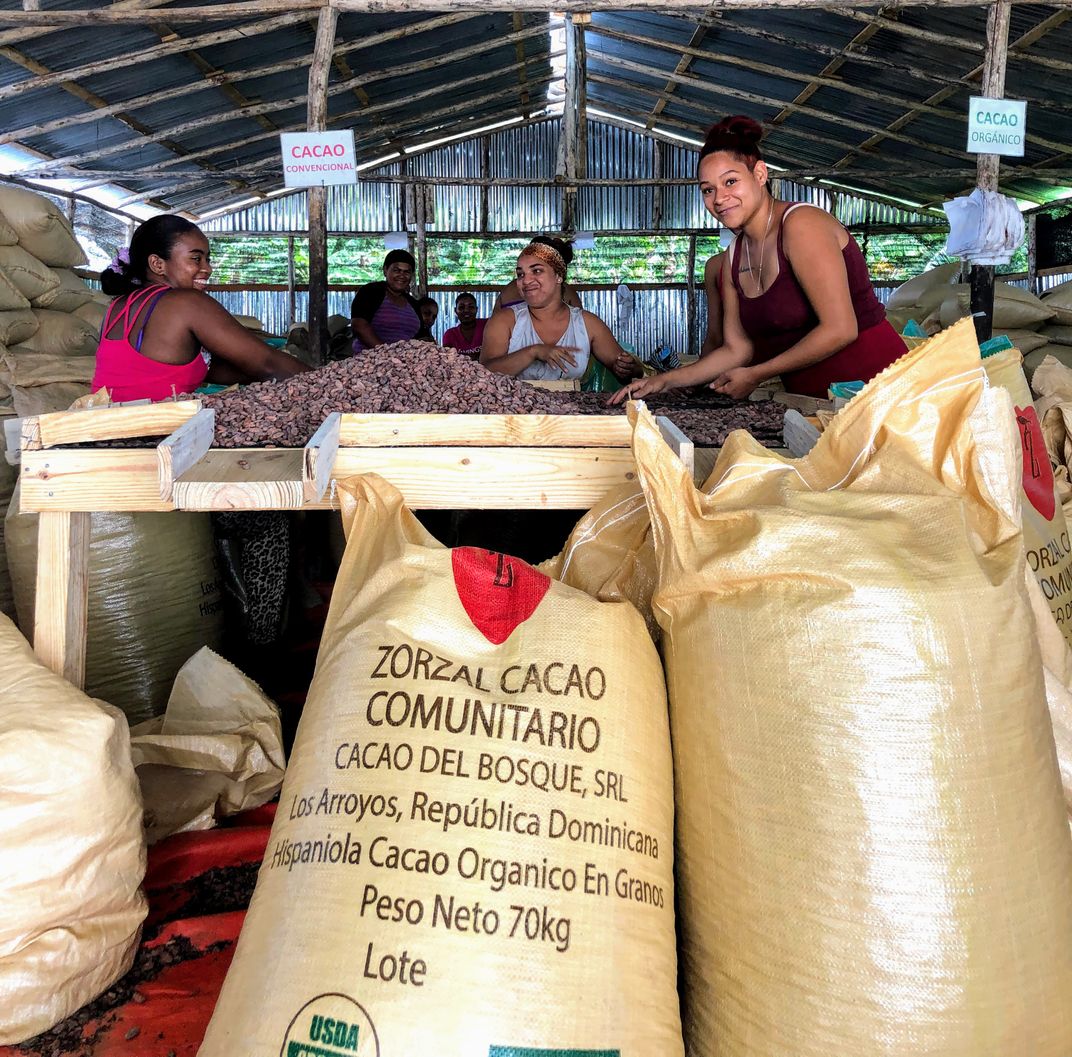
[
  {"left": 577, "top": 123, "right": 654, "bottom": 231},
  {"left": 488, "top": 122, "right": 561, "bottom": 232}
]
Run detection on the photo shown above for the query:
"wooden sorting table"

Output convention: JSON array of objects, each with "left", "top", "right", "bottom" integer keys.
[{"left": 13, "top": 400, "right": 697, "bottom": 689}]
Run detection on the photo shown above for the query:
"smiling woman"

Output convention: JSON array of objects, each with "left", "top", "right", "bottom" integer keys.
[
  {"left": 93, "top": 214, "right": 309, "bottom": 403},
  {"left": 612, "top": 115, "right": 906, "bottom": 404},
  {"left": 480, "top": 242, "right": 641, "bottom": 383}
]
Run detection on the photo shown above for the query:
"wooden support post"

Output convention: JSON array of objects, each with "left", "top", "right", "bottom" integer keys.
[
  {"left": 576, "top": 13, "right": 588, "bottom": 181},
  {"left": 686, "top": 233, "right": 698, "bottom": 358},
  {"left": 651, "top": 141, "right": 663, "bottom": 231},
  {"left": 479, "top": 136, "right": 490, "bottom": 234},
  {"left": 970, "top": 0, "right": 1011, "bottom": 345},
  {"left": 557, "top": 12, "right": 580, "bottom": 234},
  {"left": 1026, "top": 213, "right": 1038, "bottom": 294},
  {"left": 415, "top": 184, "right": 428, "bottom": 297},
  {"left": 287, "top": 235, "right": 296, "bottom": 330},
  {"left": 34, "top": 511, "right": 89, "bottom": 686},
  {"left": 306, "top": 5, "right": 337, "bottom": 366}
]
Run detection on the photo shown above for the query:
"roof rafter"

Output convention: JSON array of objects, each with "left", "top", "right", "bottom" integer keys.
[
  {"left": 27, "top": 23, "right": 552, "bottom": 175},
  {"left": 0, "top": 12, "right": 478, "bottom": 147},
  {"left": 830, "top": 7, "right": 1072, "bottom": 169},
  {"left": 641, "top": 12, "right": 716, "bottom": 130}
]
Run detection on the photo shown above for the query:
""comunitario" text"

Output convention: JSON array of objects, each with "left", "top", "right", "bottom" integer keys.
[{"left": 365, "top": 692, "right": 601, "bottom": 753}]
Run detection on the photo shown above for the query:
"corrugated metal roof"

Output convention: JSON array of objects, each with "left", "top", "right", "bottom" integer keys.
[{"left": 0, "top": 4, "right": 1069, "bottom": 216}]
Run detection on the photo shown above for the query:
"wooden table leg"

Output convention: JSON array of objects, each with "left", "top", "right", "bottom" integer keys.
[{"left": 33, "top": 510, "right": 89, "bottom": 687}]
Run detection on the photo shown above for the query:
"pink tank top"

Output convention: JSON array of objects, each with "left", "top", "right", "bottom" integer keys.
[{"left": 92, "top": 284, "right": 211, "bottom": 402}]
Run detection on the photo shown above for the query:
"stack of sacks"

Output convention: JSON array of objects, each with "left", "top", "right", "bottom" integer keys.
[
  {"left": 0, "top": 186, "right": 104, "bottom": 416},
  {"left": 1034, "top": 278, "right": 1072, "bottom": 377},
  {"left": 883, "top": 261, "right": 960, "bottom": 334}
]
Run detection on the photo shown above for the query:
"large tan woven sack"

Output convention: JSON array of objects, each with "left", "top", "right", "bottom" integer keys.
[
  {"left": 983, "top": 347, "right": 1072, "bottom": 645},
  {"left": 2, "top": 349, "right": 95, "bottom": 385},
  {"left": 884, "top": 261, "right": 959, "bottom": 314},
  {"left": 1040, "top": 323, "right": 1072, "bottom": 346},
  {"left": 1027, "top": 344, "right": 1072, "bottom": 384},
  {"left": 201, "top": 474, "right": 683, "bottom": 1057},
  {"left": 73, "top": 298, "right": 106, "bottom": 334},
  {"left": 0, "top": 613, "right": 146, "bottom": 1044},
  {"left": 540, "top": 482, "right": 658, "bottom": 639},
  {"left": 0, "top": 458, "right": 14, "bottom": 620},
  {"left": 19, "top": 308, "right": 97, "bottom": 357},
  {"left": 996, "top": 327, "right": 1048, "bottom": 353},
  {"left": 1042, "top": 278, "right": 1072, "bottom": 326},
  {"left": 0, "top": 212, "right": 16, "bottom": 247},
  {"left": 9, "top": 381, "right": 90, "bottom": 416},
  {"left": 631, "top": 318, "right": 1072, "bottom": 1057},
  {"left": 6, "top": 486, "right": 225, "bottom": 725},
  {"left": 0, "top": 186, "right": 87, "bottom": 267},
  {"left": 130, "top": 646, "right": 285, "bottom": 845},
  {"left": 0, "top": 267, "right": 28, "bottom": 313},
  {"left": 0, "top": 245, "right": 58, "bottom": 304},
  {"left": 32, "top": 267, "right": 94, "bottom": 312},
  {"left": 939, "top": 281, "right": 1054, "bottom": 330},
  {"left": 0, "top": 308, "right": 37, "bottom": 346}
]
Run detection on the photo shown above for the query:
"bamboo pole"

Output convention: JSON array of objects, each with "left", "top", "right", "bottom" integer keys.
[
  {"left": 307, "top": 5, "right": 337, "bottom": 365},
  {"left": 971, "top": 0, "right": 1012, "bottom": 344},
  {"left": 1027, "top": 214, "right": 1038, "bottom": 294}
]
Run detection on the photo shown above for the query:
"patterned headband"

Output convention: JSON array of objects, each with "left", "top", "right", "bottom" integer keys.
[{"left": 519, "top": 242, "right": 566, "bottom": 277}]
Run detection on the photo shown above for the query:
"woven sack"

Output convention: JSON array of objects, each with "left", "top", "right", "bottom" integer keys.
[
  {"left": 72, "top": 299, "right": 106, "bottom": 334},
  {"left": 19, "top": 308, "right": 97, "bottom": 357},
  {"left": 0, "top": 186, "right": 86, "bottom": 267},
  {"left": 0, "top": 245, "right": 59, "bottom": 304},
  {"left": 1026, "top": 345, "right": 1072, "bottom": 384},
  {"left": 0, "top": 212, "right": 16, "bottom": 247},
  {"left": 6, "top": 486, "right": 225, "bottom": 725},
  {"left": 32, "top": 267, "right": 94, "bottom": 312},
  {"left": 200, "top": 473, "right": 683, "bottom": 1057},
  {"left": 2, "top": 348, "right": 95, "bottom": 385},
  {"left": 0, "top": 267, "right": 28, "bottom": 313},
  {"left": 997, "top": 328, "right": 1049, "bottom": 354},
  {"left": 1042, "top": 279, "right": 1072, "bottom": 325},
  {"left": 983, "top": 347, "right": 1072, "bottom": 646},
  {"left": 9, "top": 381, "right": 90, "bottom": 417},
  {"left": 884, "top": 261, "right": 959, "bottom": 314},
  {"left": 632, "top": 317, "right": 1072, "bottom": 1057},
  {"left": 1040, "top": 324, "right": 1072, "bottom": 347},
  {"left": 940, "top": 282, "right": 1055, "bottom": 329},
  {"left": 0, "top": 309, "right": 37, "bottom": 347},
  {"left": 0, "top": 613, "right": 146, "bottom": 1044}
]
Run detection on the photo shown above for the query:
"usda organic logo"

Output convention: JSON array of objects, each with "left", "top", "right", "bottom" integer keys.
[{"left": 281, "top": 994, "right": 380, "bottom": 1057}]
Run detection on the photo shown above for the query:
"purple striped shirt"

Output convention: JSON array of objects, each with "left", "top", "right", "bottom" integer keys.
[{"left": 352, "top": 297, "right": 421, "bottom": 353}]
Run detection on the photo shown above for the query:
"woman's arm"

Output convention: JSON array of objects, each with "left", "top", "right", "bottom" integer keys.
[
  {"left": 479, "top": 309, "right": 579, "bottom": 376},
  {"left": 700, "top": 252, "right": 725, "bottom": 356},
  {"left": 609, "top": 258, "right": 752, "bottom": 404},
  {"left": 184, "top": 293, "right": 310, "bottom": 380},
  {"left": 350, "top": 282, "right": 385, "bottom": 348},
  {"left": 563, "top": 283, "right": 583, "bottom": 310},
  {"left": 583, "top": 312, "right": 642, "bottom": 380}
]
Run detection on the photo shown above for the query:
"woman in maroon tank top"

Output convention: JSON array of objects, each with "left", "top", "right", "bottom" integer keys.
[{"left": 612, "top": 116, "right": 905, "bottom": 403}]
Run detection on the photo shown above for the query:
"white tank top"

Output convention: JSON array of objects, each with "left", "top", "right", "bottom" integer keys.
[{"left": 508, "top": 302, "right": 591, "bottom": 380}]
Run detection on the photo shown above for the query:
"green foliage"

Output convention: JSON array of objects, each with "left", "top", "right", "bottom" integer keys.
[{"left": 207, "top": 231, "right": 1031, "bottom": 289}]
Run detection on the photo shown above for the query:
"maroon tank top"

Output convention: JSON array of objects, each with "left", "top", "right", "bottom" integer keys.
[{"left": 731, "top": 204, "right": 905, "bottom": 397}]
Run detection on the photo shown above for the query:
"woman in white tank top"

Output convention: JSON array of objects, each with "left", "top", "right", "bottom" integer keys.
[{"left": 480, "top": 242, "right": 641, "bottom": 384}]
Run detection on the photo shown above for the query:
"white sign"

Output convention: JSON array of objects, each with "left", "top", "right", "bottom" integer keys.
[
  {"left": 280, "top": 131, "right": 358, "bottom": 187},
  {"left": 966, "top": 96, "right": 1027, "bottom": 157}
]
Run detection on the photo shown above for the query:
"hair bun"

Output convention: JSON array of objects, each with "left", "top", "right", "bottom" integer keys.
[{"left": 699, "top": 114, "right": 765, "bottom": 164}]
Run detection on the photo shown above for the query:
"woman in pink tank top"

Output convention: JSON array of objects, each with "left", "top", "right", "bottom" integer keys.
[
  {"left": 613, "top": 116, "right": 906, "bottom": 404},
  {"left": 93, "top": 215, "right": 309, "bottom": 403}
]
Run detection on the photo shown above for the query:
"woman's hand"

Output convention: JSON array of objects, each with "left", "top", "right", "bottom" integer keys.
[
  {"left": 607, "top": 373, "right": 670, "bottom": 406},
  {"left": 709, "top": 365, "right": 760, "bottom": 400},
  {"left": 610, "top": 350, "right": 641, "bottom": 381},
  {"left": 532, "top": 343, "right": 579, "bottom": 373}
]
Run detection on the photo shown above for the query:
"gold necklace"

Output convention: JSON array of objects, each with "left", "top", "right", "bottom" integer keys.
[{"left": 743, "top": 197, "right": 775, "bottom": 294}]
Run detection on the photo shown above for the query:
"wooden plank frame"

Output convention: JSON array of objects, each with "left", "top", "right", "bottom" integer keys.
[{"left": 19, "top": 407, "right": 706, "bottom": 682}]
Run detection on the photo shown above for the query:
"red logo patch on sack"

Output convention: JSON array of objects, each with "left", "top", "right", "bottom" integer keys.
[
  {"left": 451, "top": 547, "right": 550, "bottom": 644},
  {"left": 1016, "top": 405, "right": 1056, "bottom": 521}
]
